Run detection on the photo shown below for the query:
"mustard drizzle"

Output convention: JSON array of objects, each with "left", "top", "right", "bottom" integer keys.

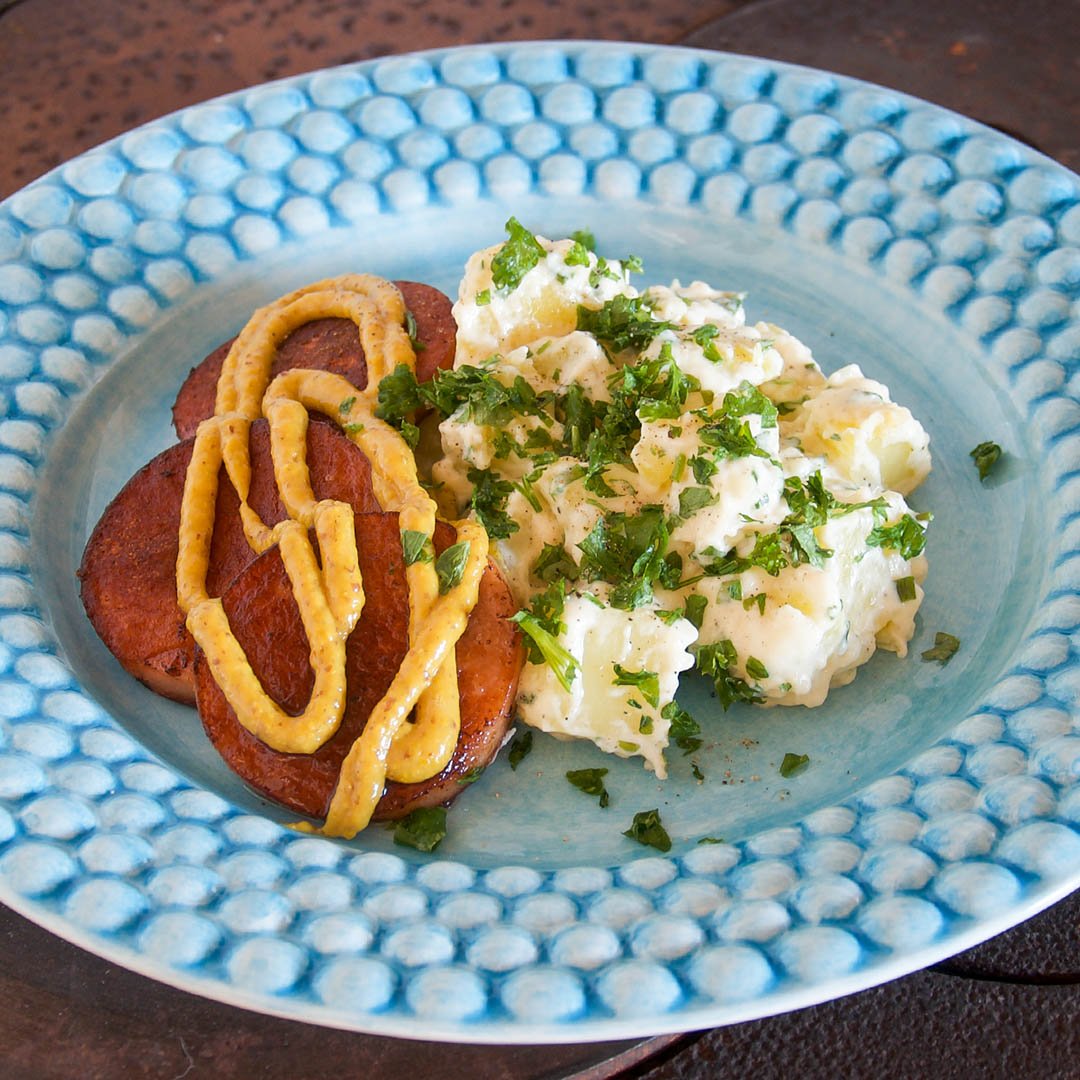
[{"left": 176, "top": 275, "right": 479, "bottom": 838}]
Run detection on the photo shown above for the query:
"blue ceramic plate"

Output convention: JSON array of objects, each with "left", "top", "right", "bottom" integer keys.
[{"left": 0, "top": 43, "right": 1078, "bottom": 1042}]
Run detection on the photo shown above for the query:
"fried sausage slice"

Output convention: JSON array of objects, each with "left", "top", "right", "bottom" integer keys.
[
  {"left": 78, "top": 419, "right": 380, "bottom": 704},
  {"left": 171, "top": 281, "right": 456, "bottom": 439},
  {"left": 195, "top": 513, "right": 523, "bottom": 822}
]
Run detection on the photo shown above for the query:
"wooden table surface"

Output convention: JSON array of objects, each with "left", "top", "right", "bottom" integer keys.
[{"left": 0, "top": 1, "right": 1078, "bottom": 1076}]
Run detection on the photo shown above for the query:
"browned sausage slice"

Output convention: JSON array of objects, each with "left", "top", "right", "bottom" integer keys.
[
  {"left": 78, "top": 419, "right": 380, "bottom": 704},
  {"left": 195, "top": 514, "right": 523, "bottom": 822},
  {"left": 171, "top": 281, "right": 456, "bottom": 439}
]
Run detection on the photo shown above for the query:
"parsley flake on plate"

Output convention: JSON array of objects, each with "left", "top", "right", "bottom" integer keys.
[
  {"left": 566, "top": 767, "right": 610, "bottom": 808},
  {"left": 393, "top": 807, "right": 447, "bottom": 852},
  {"left": 970, "top": 440, "right": 1003, "bottom": 481},
  {"left": 507, "top": 729, "right": 533, "bottom": 770},
  {"left": 921, "top": 631, "right": 960, "bottom": 665},
  {"left": 663, "top": 701, "right": 702, "bottom": 754},
  {"left": 779, "top": 752, "right": 810, "bottom": 778},
  {"left": 623, "top": 808, "right": 672, "bottom": 852}
]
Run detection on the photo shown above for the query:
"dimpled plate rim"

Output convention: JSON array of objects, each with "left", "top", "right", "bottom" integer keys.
[{"left": 0, "top": 42, "right": 1078, "bottom": 1043}]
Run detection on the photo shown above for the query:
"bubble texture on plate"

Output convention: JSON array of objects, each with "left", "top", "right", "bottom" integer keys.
[{"left": 0, "top": 43, "right": 1078, "bottom": 1042}]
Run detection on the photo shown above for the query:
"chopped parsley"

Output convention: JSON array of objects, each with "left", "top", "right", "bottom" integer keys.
[
  {"left": 510, "top": 581, "right": 580, "bottom": 692},
  {"left": 379, "top": 361, "right": 553, "bottom": 438},
  {"left": 393, "top": 807, "right": 447, "bottom": 852},
  {"left": 564, "top": 237, "right": 592, "bottom": 267},
  {"left": 695, "top": 639, "right": 763, "bottom": 710},
  {"left": 577, "top": 294, "right": 673, "bottom": 353},
  {"left": 490, "top": 217, "right": 546, "bottom": 293},
  {"left": 662, "top": 700, "right": 702, "bottom": 754},
  {"left": 612, "top": 664, "right": 660, "bottom": 709},
  {"left": 570, "top": 228, "right": 596, "bottom": 251},
  {"left": 532, "top": 543, "right": 580, "bottom": 584},
  {"left": 745, "top": 656, "right": 769, "bottom": 681},
  {"left": 678, "top": 485, "right": 719, "bottom": 518},
  {"left": 779, "top": 752, "right": 809, "bottom": 778},
  {"left": 970, "top": 440, "right": 1003, "bottom": 481},
  {"left": 578, "top": 505, "right": 681, "bottom": 610},
  {"left": 467, "top": 467, "right": 518, "bottom": 539},
  {"left": 404, "top": 309, "right": 426, "bottom": 352},
  {"left": 338, "top": 395, "right": 356, "bottom": 414},
  {"left": 692, "top": 323, "right": 724, "bottom": 362},
  {"left": 895, "top": 575, "right": 917, "bottom": 602},
  {"left": 566, "top": 767, "right": 610, "bottom": 808},
  {"left": 508, "top": 729, "right": 533, "bottom": 770},
  {"left": 698, "top": 836, "right": 724, "bottom": 845},
  {"left": 921, "top": 631, "right": 960, "bottom": 665},
  {"left": 435, "top": 541, "right": 470, "bottom": 594},
  {"left": 457, "top": 766, "right": 485, "bottom": 786},
  {"left": 375, "top": 363, "right": 424, "bottom": 426},
  {"left": 684, "top": 594, "right": 708, "bottom": 629},
  {"left": 428, "top": 364, "right": 550, "bottom": 428},
  {"left": 866, "top": 514, "right": 928, "bottom": 560},
  {"left": 623, "top": 808, "right": 672, "bottom": 852},
  {"left": 702, "top": 471, "right": 888, "bottom": 580},
  {"left": 401, "top": 529, "right": 434, "bottom": 566}
]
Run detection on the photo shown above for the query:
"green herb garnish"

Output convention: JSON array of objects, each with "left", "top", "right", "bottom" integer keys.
[
  {"left": 508, "top": 729, "right": 533, "bottom": 770},
  {"left": 623, "top": 808, "right": 672, "bottom": 852},
  {"left": 970, "top": 440, "right": 1002, "bottom": 481},
  {"left": 744, "top": 656, "right": 769, "bottom": 681},
  {"left": 678, "top": 485, "right": 719, "bottom": 518},
  {"left": 779, "top": 752, "right": 809, "bottom": 778},
  {"left": 457, "top": 766, "right": 485, "bottom": 786},
  {"left": 566, "top": 767, "right": 610, "bottom": 808},
  {"left": 435, "top": 541, "right": 470, "bottom": 594},
  {"left": 895, "top": 575, "right": 917, "bottom": 602},
  {"left": 467, "top": 467, "right": 519, "bottom": 539},
  {"left": 921, "top": 631, "right": 960, "bottom": 665},
  {"left": 695, "top": 639, "right": 763, "bottom": 710},
  {"left": 612, "top": 664, "right": 660, "bottom": 709},
  {"left": 532, "top": 542, "right": 580, "bottom": 583},
  {"left": 570, "top": 228, "right": 596, "bottom": 251},
  {"left": 491, "top": 217, "right": 546, "bottom": 292},
  {"left": 510, "top": 582, "right": 579, "bottom": 691},
  {"left": 866, "top": 514, "right": 928, "bottom": 559},
  {"left": 401, "top": 529, "right": 434, "bottom": 566},
  {"left": 393, "top": 807, "right": 447, "bottom": 852},
  {"left": 577, "top": 294, "right": 673, "bottom": 353},
  {"left": 578, "top": 505, "right": 679, "bottom": 610},
  {"left": 662, "top": 700, "right": 702, "bottom": 754},
  {"left": 684, "top": 594, "right": 707, "bottom": 630},
  {"left": 404, "top": 309, "right": 426, "bottom": 351}
]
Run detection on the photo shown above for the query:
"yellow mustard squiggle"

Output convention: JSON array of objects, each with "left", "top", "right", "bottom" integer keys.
[{"left": 176, "top": 275, "right": 475, "bottom": 838}]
